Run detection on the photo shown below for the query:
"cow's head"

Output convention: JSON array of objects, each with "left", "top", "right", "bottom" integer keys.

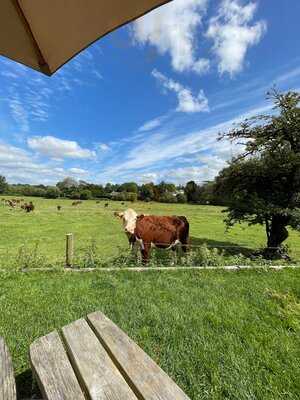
[{"left": 114, "top": 208, "right": 138, "bottom": 235}]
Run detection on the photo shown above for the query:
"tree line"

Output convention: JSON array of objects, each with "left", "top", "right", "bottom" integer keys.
[{"left": 0, "top": 175, "right": 222, "bottom": 205}]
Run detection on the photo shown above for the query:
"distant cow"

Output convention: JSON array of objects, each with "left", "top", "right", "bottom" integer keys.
[
  {"left": 57, "top": 205, "right": 61, "bottom": 211},
  {"left": 72, "top": 201, "right": 81, "bottom": 206},
  {"left": 23, "top": 201, "right": 34, "bottom": 213},
  {"left": 105, "top": 203, "right": 109, "bottom": 207},
  {"left": 115, "top": 208, "right": 189, "bottom": 263},
  {"left": 6, "top": 199, "right": 16, "bottom": 208}
]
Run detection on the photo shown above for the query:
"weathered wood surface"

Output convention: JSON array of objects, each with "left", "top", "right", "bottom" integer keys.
[
  {"left": 65, "top": 233, "right": 74, "bottom": 267},
  {"left": 62, "top": 318, "right": 137, "bottom": 400},
  {"left": 29, "top": 331, "right": 85, "bottom": 400},
  {"left": 0, "top": 337, "right": 16, "bottom": 400},
  {"left": 87, "top": 311, "right": 191, "bottom": 400}
]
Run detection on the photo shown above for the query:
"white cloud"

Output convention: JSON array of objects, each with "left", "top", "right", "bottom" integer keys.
[
  {"left": 177, "top": 88, "right": 209, "bottom": 113},
  {"left": 0, "top": 70, "right": 19, "bottom": 79},
  {"left": 152, "top": 69, "right": 209, "bottom": 113},
  {"left": 139, "top": 172, "right": 158, "bottom": 183},
  {"left": 93, "top": 70, "right": 103, "bottom": 80},
  {"left": 27, "top": 136, "right": 96, "bottom": 160},
  {"left": 0, "top": 48, "right": 102, "bottom": 132},
  {"left": 274, "top": 66, "right": 300, "bottom": 84},
  {"left": 0, "top": 142, "right": 70, "bottom": 184},
  {"left": 139, "top": 117, "right": 162, "bottom": 132},
  {"left": 206, "top": 0, "right": 266, "bottom": 76},
  {"left": 160, "top": 166, "right": 216, "bottom": 184},
  {"left": 99, "top": 103, "right": 271, "bottom": 184},
  {"left": 8, "top": 96, "right": 29, "bottom": 132},
  {"left": 97, "top": 143, "right": 110, "bottom": 151},
  {"left": 132, "top": 0, "right": 210, "bottom": 74},
  {"left": 0, "top": 143, "right": 29, "bottom": 166},
  {"left": 68, "top": 167, "right": 89, "bottom": 175}
]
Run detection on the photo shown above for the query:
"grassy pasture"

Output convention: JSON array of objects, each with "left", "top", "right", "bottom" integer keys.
[
  {"left": 0, "top": 197, "right": 299, "bottom": 398},
  {"left": 0, "top": 196, "right": 299, "bottom": 268},
  {"left": 0, "top": 269, "right": 299, "bottom": 399}
]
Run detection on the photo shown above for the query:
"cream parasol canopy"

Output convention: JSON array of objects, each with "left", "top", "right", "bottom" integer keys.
[{"left": 0, "top": 0, "right": 172, "bottom": 76}]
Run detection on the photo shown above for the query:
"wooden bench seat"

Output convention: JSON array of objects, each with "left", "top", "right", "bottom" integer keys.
[
  {"left": 0, "top": 336, "right": 16, "bottom": 400},
  {"left": 30, "top": 311, "right": 190, "bottom": 400}
]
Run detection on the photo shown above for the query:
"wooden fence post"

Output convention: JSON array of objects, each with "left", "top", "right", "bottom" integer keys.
[{"left": 66, "top": 233, "right": 74, "bottom": 267}]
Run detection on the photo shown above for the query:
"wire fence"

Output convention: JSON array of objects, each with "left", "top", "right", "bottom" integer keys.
[{"left": 0, "top": 233, "right": 299, "bottom": 271}]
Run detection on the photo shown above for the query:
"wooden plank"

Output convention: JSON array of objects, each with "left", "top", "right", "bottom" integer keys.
[
  {"left": 87, "top": 312, "right": 191, "bottom": 400},
  {"left": 0, "top": 337, "right": 16, "bottom": 400},
  {"left": 61, "top": 318, "right": 137, "bottom": 400},
  {"left": 29, "top": 331, "right": 85, "bottom": 400}
]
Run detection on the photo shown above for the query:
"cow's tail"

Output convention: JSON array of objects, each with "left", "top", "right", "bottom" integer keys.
[{"left": 178, "top": 216, "right": 190, "bottom": 252}]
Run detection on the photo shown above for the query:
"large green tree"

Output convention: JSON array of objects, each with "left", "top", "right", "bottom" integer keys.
[
  {"left": 216, "top": 90, "right": 300, "bottom": 258},
  {"left": 0, "top": 176, "right": 8, "bottom": 194},
  {"left": 184, "top": 181, "right": 200, "bottom": 203}
]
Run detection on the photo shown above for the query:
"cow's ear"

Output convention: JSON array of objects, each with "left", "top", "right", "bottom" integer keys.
[
  {"left": 138, "top": 214, "right": 144, "bottom": 219},
  {"left": 114, "top": 211, "right": 124, "bottom": 219}
]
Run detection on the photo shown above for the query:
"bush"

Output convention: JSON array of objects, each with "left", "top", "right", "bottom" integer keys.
[
  {"left": 45, "top": 186, "right": 60, "bottom": 199},
  {"left": 69, "top": 191, "right": 81, "bottom": 199},
  {"left": 80, "top": 189, "right": 92, "bottom": 200},
  {"left": 111, "top": 192, "right": 137, "bottom": 202},
  {"left": 176, "top": 193, "right": 187, "bottom": 203},
  {"left": 15, "top": 242, "right": 55, "bottom": 270},
  {"left": 159, "top": 192, "right": 177, "bottom": 203}
]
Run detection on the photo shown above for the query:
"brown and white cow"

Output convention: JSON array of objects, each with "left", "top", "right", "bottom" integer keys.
[{"left": 115, "top": 208, "right": 189, "bottom": 263}]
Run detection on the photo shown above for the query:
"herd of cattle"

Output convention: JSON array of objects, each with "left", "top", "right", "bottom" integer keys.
[
  {"left": 1, "top": 198, "right": 190, "bottom": 263},
  {"left": 1, "top": 198, "right": 35, "bottom": 212}
]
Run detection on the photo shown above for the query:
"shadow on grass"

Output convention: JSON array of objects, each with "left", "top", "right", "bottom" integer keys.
[
  {"left": 16, "top": 368, "right": 41, "bottom": 399},
  {"left": 190, "top": 237, "right": 254, "bottom": 258}
]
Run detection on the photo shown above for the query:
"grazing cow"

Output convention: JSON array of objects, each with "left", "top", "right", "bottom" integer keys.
[
  {"left": 7, "top": 199, "right": 16, "bottom": 208},
  {"left": 57, "top": 205, "right": 61, "bottom": 211},
  {"left": 105, "top": 203, "right": 109, "bottom": 207},
  {"left": 115, "top": 209, "right": 189, "bottom": 263},
  {"left": 22, "top": 202, "right": 34, "bottom": 212}
]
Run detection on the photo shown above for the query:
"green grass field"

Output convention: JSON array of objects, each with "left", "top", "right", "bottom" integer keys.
[
  {"left": 0, "top": 196, "right": 300, "bottom": 269},
  {"left": 1, "top": 197, "right": 300, "bottom": 398},
  {"left": 1, "top": 269, "right": 299, "bottom": 399}
]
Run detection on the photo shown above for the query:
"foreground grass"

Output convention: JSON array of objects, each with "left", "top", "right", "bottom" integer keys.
[
  {"left": 0, "top": 197, "right": 300, "bottom": 269},
  {"left": 0, "top": 269, "right": 299, "bottom": 399}
]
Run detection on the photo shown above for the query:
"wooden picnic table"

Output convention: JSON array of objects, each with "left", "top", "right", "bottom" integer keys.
[
  {"left": 29, "top": 311, "right": 191, "bottom": 400},
  {"left": 0, "top": 337, "right": 16, "bottom": 400}
]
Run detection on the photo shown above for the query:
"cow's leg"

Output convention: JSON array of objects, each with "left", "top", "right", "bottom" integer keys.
[
  {"left": 141, "top": 243, "right": 151, "bottom": 265},
  {"left": 132, "top": 241, "right": 140, "bottom": 262},
  {"left": 180, "top": 237, "right": 190, "bottom": 253},
  {"left": 171, "top": 241, "right": 180, "bottom": 265}
]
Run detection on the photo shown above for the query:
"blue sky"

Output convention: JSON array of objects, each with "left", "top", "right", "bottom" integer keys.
[{"left": 0, "top": 0, "right": 299, "bottom": 185}]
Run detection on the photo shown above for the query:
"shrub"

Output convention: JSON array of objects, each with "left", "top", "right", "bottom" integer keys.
[
  {"left": 15, "top": 242, "right": 56, "bottom": 270},
  {"left": 69, "top": 191, "right": 81, "bottom": 199},
  {"left": 45, "top": 186, "right": 60, "bottom": 199},
  {"left": 176, "top": 192, "right": 187, "bottom": 203},
  {"left": 159, "top": 192, "right": 177, "bottom": 203},
  {"left": 80, "top": 189, "right": 92, "bottom": 200},
  {"left": 111, "top": 192, "right": 137, "bottom": 202}
]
